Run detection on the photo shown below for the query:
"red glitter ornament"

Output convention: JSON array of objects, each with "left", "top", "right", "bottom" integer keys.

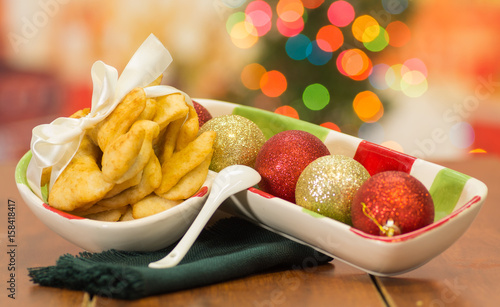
[
  {"left": 351, "top": 171, "right": 435, "bottom": 236},
  {"left": 255, "top": 130, "right": 330, "bottom": 203},
  {"left": 192, "top": 100, "right": 212, "bottom": 127}
]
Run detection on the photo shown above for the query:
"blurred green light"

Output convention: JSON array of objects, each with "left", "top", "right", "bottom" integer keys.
[
  {"left": 226, "top": 12, "right": 246, "bottom": 34},
  {"left": 363, "top": 26, "right": 389, "bottom": 52},
  {"left": 302, "top": 83, "right": 330, "bottom": 110}
]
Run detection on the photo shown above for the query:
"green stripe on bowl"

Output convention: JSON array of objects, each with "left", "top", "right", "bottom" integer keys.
[
  {"left": 302, "top": 207, "right": 325, "bottom": 218},
  {"left": 429, "top": 168, "right": 470, "bottom": 222},
  {"left": 15, "top": 151, "right": 49, "bottom": 203},
  {"left": 15, "top": 151, "right": 32, "bottom": 186},
  {"left": 233, "top": 105, "right": 330, "bottom": 140}
]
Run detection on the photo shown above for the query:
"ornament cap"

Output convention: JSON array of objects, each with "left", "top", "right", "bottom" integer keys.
[
  {"left": 361, "top": 202, "right": 401, "bottom": 237},
  {"left": 381, "top": 219, "right": 401, "bottom": 237}
]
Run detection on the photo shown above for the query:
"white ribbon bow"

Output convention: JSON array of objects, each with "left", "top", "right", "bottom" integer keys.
[{"left": 27, "top": 34, "right": 191, "bottom": 200}]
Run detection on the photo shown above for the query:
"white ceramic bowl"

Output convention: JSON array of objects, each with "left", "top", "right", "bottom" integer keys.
[
  {"left": 195, "top": 99, "right": 489, "bottom": 276},
  {"left": 15, "top": 152, "right": 215, "bottom": 252}
]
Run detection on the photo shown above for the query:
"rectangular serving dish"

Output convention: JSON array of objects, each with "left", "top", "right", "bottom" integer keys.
[{"left": 196, "top": 98, "right": 488, "bottom": 276}]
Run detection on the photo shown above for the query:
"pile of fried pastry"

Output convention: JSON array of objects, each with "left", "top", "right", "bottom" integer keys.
[{"left": 45, "top": 77, "right": 216, "bottom": 221}]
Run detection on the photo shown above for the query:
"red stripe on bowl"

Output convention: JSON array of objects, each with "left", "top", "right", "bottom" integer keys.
[
  {"left": 42, "top": 203, "right": 85, "bottom": 220},
  {"left": 248, "top": 187, "right": 275, "bottom": 199},
  {"left": 354, "top": 140, "right": 416, "bottom": 176},
  {"left": 192, "top": 186, "right": 209, "bottom": 197}
]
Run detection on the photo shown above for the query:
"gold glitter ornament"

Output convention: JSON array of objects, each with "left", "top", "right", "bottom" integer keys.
[
  {"left": 295, "top": 155, "right": 370, "bottom": 225},
  {"left": 199, "top": 115, "right": 266, "bottom": 172}
]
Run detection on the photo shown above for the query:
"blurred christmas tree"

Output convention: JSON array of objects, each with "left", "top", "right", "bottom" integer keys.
[{"left": 223, "top": 0, "right": 418, "bottom": 137}]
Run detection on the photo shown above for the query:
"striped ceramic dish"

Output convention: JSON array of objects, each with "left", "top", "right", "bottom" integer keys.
[{"left": 196, "top": 98, "right": 488, "bottom": 276}]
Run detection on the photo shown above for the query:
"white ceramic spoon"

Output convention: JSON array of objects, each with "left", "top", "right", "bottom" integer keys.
[{"left": 149, "top": 165, "right": 261, "bottom": 269}]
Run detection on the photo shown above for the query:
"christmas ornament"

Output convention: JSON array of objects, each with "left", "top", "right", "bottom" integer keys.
[
  {"left": 199, "top": 115, "right": 266, "bottom": 172},
  {"left": 192, "top": 100, "right": 212, "bottom": 127},
  {"left": 295, "top": 155, "right": 370, "bottom": 225},
  {"left": 255, "top": 130, "right": 330, "bottom": 203},
  {"left": 351, "top": 171, "right": 435, "bottom": 237}
]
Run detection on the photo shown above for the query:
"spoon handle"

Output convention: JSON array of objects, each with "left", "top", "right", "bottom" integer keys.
[
  {"left": 149, "top": 165, "right": 261, "bottom": 269},
  {"left": 148, "top": 194, "right": 222, "bottom": 268}
]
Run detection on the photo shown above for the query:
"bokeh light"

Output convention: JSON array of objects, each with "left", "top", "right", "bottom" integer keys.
[
  {"left": 303, "top": 83, "right": 330, "bottom": 110},
  {"left": 369, "top": 64, "right": 390, "bottom": 90},
  {"left": 382, "top": 0, "right": 408, "bottom": 15},
  {"left": 336, "top": 50, "right": 348, "bottom": 76},
  {"left": 342, "top": 49, "right": 369, "bottom": 76},
  {"left": 277, "top": 0, "right": 304, "bottom": 23},
  {"left": 275, "top": 105, "right": 299, "bottom": 119},
  {"left": 226, "top": 12, "right": 246, "bottom": 34},
  {"left": 241, "top": 63, "right": 267, "bottom": 90},
  {"left": 349, "top": 61, "right": 373, "bottom": 81},
  {"left": 328, "top": 1, "right": 355, "bottom": 27},
  {"left": 358, "top": 122, "right": 385, "bottom": 144},
  {"left": 363, "top": 26, "right": 389, "bottom": 52},
  {"left": 401, "top": 58, "right": 428, "bottom": 97},
  {"left": 450, "top": 122, "right": 475, "bottom": 149},
  {"left": 307, "top": 40, "right": 333, "bottom": 66},
  {"left": 386, "top": 21, "right": 411, "bottom": 47},
  {"left": 260, "top": 70, "right": 287, "bottom": 97},
  {"left": 401, "top": 70, "right": 428, "bottom": 97},
  {"left": 246, "top": 1, "right": 272, "bottom": 18},
  {"left": 245, "top": 0, "right": 273, "bottom": 36},
  {"left": 385, "top": 63, "right": 405, "bottom": 91},
  {"left": 316, "top": 25, "right": 343, "bottom": 52},
  {"left": 352, "top": 15, "right": 379, "bottom": 43},
  {"left": 286, "top": 34, "right": 312, "bottom": 60},
  {"left": 379, "top": 60, "right": 429, "bottom": 97},
  {"left": 402, "top": 58, "right": 428, "bottom": 78},
  {"left": 302, "top": 0, "right": 324, "bottom": 10},
  {"left": 337, "top": 49, "right": 372, "bottom": 80},
  {"left": 277, "top": 15, "right": 305, "bottom": 37},
  {"left": 353, "top": 91, "right": 384, "bottom": 122},
  {"left": 320, "top": 122, "right": 341, "bottom": 132},
  {"left": 401, "top": 69, "right": 426, "bottom": 85},
  {"left": 230, "top": 21, "right": 259, "bottom": 49}
]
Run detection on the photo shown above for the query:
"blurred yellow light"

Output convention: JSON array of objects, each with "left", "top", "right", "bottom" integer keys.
[
  {"left": 352, "top": 15, "right": 379, "bottom": 42},
  {"left": 362, "top": 24, "right": 381, "bottom": 43},
  {"left": 230, "top": 21, "right": 259, "bottom": 49},
  {"left": 385, "top": 64, "right": 405, "bottom": 91},
  {"left": 353, "top": 91, "right": 384, "bottom": 122}
]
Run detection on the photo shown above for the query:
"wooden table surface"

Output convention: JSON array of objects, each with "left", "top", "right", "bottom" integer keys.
[{"left": 1, "top": 155, "right": 499, "bottom": 307}]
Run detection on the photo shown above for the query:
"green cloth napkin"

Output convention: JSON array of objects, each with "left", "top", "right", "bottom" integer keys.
[{"left": 28, "top": 217, "right": 332, "bottom": 300}]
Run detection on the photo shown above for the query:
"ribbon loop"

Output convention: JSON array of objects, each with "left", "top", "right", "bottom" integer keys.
[
  {"left": 90, "top": 61, "right": 118, "bottom": 118},
  {"left": 27, "top": 34, "right": 182, "bottom": 199}
]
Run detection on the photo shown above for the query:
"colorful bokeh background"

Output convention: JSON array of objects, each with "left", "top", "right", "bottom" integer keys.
[
  {"left": 1, "top": 0, "right": 500, "bottom": 162},
  {"left": 224, "top": 0, "right": 417, "bottom": 134}
]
